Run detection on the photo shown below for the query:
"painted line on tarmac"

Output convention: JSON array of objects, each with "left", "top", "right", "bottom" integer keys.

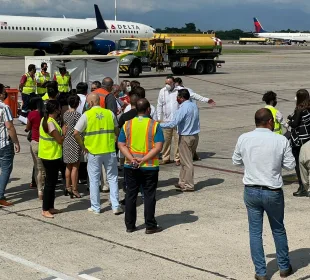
[
  {"left": 78, "top": 274, "right": 101, "bottom": 280},
  {"left": 0, "top": 249, "right": 77, "bottom": 280},
  {"left": 1, "top": 208, "right": 237, "bottom": 280},
  {"left": 193, "top": 164, "right": 244, "bottom": 175}
]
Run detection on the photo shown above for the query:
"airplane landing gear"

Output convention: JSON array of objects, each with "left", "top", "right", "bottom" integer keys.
[{"left": 33, "top": 50, "right": 45, "bottom": 56}]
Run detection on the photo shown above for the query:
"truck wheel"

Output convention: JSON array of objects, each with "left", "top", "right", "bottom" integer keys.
[
  {"left": 205, "top": 62, "right": 215, "bottom": 74},
  {"left": 129, "top": 64, "right": 140, "bottom": 78},
  {"left": 195, "top": 62, "right": 205, "bottom": 75},
  {"left": 171, "top": 67, "right": 183, "bottom": 75}
]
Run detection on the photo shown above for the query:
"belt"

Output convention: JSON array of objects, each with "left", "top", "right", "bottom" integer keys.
[{"left": 245, "top": 185, "right": 281, "bottom": 192}]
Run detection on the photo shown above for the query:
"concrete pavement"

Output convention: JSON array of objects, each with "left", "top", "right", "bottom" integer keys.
[{"left": 0, "top": 47, "right": 310, "bottom": 280}]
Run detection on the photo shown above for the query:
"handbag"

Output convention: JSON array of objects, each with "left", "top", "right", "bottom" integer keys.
[{"left": 27, "top": 130, "right": 32, "bottom": 142}]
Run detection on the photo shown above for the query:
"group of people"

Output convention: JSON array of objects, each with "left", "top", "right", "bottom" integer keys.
[
  {"left": 1, "top": 61, "right": 310, "bottom": 276},
  {"left": 233, "top": 89, "right": 310, "bottom": 279},
  {"left": 1, "top": 62, "right": 217, "bottom": 233}
]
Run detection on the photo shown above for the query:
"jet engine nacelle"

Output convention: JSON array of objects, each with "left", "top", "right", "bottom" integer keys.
[{"left": 84, "top": 40, "right": 116, "bottom": 55}]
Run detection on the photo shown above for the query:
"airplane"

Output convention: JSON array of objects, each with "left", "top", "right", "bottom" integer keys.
[
  {"left": 253, "top": 17, "right": 310, "bottom": 44},
  {"left": 0, "top": 4, "right": 155, "bottom": 56}
]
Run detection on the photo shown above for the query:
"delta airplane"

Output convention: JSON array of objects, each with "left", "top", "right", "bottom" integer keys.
[
  {"left": 0, "top": 4, "right": 155, "bottom": 56},
  {"left": 253, "top": 17, "right": 310, "bottom": 44}
]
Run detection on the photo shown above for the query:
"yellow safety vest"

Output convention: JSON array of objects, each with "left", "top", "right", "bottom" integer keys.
[
  {"left": 55, "top": 71, "right": 70, "bottom": 93},
  {"left": 38, "top": 117, "right": 62, "bottom": 160},
  {"left": 36, "top": 71, "right": 50, "bottom": 95},
  {"left": 42, "top": 93, "right": 49, "bottom": 101},
  {"left": 22, "top": 73, "right": 36, "bottom": 95},
  {"left": 124, "top": 117, "right": 159, "bottom": 168},
  {"left": 265, "top": 105, "right": 282, "bottom": 135},
  {"left": 84, "top": 107, "right": 115, "bottom": 154}
]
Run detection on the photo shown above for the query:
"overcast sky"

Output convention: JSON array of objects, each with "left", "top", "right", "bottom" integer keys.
[{"left": 0, "top": 0, "right": 309, "bottom": 30}]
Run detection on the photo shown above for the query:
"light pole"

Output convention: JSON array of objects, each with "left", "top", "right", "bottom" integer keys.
[{"left": 115, "top": 0, "right": 117, "bottom": 21}]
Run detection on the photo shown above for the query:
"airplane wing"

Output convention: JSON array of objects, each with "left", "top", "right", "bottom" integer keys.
[{"left": 51, "top": 4, "right": 108, "bottom": 46}]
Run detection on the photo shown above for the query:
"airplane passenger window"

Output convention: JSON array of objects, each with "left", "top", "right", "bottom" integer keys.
[
  {"left": 77, "top": 29, "right": 79, "bottom": 32},
  {"left": 12, "top": 27, "right": 14, "bottom": 30},
  {"left": 39, "top": 27, "right": 41, "bottom": 30},
  {"left": 116, "top": 30, "right": 118, "bottom": 33},
  {"left": 60, "top": 28, "right": 62, "bottom": 31},
  {"left": 43, "top": 28, "right": 45, "bottom": 31},
  {"left": 31, "top": 27, "right": 33, "bottom": 30},
  {"left": 0, "top": 26, "right": 2, "bottom": 30},
  {"left": 113, "top": 30, "right": 115, "bottom": 33},
  {"left": 8, "top": 26, "right": 10, "bottom": 30},
  {"left": 71, "top": 29, "right": 73, "bottom": 32},
  {"left": 56, "top": 28, "right": 59, "bottom": 31},
  {"left": 35, "top": 27, "right": 37, "bottom": 30},
  {"left": 4, "top": 26, "right": 7, "bottom": 29},
  {"left": 23, "top": 27, "right": 25, "bottom": 30},
  {"left": 110, "top": 30, "right": 111, "bottom": 33},
  {"left": 53, "top": 28, "right": 56, "bottom": 31}
]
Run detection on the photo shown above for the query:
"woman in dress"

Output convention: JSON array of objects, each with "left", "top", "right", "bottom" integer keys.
[
  {"left": 38, "top": 100, "right": 64, "bottom": 218},
  {"left": 288, "top": 89, "right": 310, "bottom": 197},
  {"left": 26, "top": 97, "right": 45, "bottom": 200},
  {"left": 62, "top": 95, "right": 82, "bottom": 198}
]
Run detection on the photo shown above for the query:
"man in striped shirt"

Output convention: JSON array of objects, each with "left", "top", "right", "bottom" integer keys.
[{"left": 0, "top": 84, "right": 20, "bottom": 207}]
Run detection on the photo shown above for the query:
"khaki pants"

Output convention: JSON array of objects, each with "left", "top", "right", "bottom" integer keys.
[
  {"left": 299, "top": 142, "right": 310, "bottom": 192},
  {"left": 30, "top": 141, "right": 45, "bottom": 195},
  {"left": 178, "top": 135, "right": 199, "bottom": 190},
  {"left": 162, "top": 127, "right": 180, "bottom": 162}
]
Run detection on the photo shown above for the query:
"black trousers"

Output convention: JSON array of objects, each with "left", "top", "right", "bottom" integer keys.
[
  {"left": 292, "top": 146, "right": 303, "bottom": 186},
  {"left": 42, "top": 159, "right": 61, "bottom": 211},
  {"left": 124, "top": 168, "right": 158, "bottom": 230}
]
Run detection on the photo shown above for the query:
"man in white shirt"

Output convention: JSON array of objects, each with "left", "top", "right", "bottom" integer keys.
[
  {"left": 157, "top": 77, "right": 180, "bottom": 165},
  {"left": 232, "top": 108, "right": 295, "bottom": 280},
  {"left": 75, "top": 82, "right": 88, "bottom": 115}
]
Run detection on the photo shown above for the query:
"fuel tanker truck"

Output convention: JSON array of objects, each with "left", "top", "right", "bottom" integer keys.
[{"left": 107, "top": 33, "right": 225, "bottom": 77}]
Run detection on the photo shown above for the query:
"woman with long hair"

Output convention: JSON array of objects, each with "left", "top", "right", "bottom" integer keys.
[
  {"left": 288, "top": 89, "right": 310, "bottom": 197},
  {"left": 62, "top": 95, "right": 82, "bottom": 198},
  {"left": 38, "top": 100, "right": 64, "bottom": 218},
  {"left": 26, "top": 97, "right": 45, "bottom": 200}
]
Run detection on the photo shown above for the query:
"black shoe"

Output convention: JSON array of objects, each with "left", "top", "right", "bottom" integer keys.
[
  {"left": 293, "top": 189, "right": 308, "bottom": 197},
  {"left": 145, "top": 226, "right": 163, "bottom": 234},
  {"left": 126, "top": 227, "right": 137, "bottom": 233},
  {"left": 280, "top": 265, "right": 293, "bottom": 278},
  {"left": 254, "top": 275, "right": 267, "bottom": 280}
]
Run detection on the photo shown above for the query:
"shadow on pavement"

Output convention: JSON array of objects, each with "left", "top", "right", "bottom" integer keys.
[
  {"left": 266, "top": 248, "right": 310, "bottom": 279},
  {"left": 157, "top": 210, "right": 198, "bottom": 230}
]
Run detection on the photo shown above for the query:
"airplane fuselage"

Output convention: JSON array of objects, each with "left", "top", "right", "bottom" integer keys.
[
  {"left": 0, "top": 15, "right": 154, "bottom": 54},
  {"left": 255, "top": 32, "right": 310, "bottom": 43}
]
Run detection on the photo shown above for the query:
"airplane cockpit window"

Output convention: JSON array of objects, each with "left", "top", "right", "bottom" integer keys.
[{"left": 118, "top": 39, "right": 139, "bottom": 51}]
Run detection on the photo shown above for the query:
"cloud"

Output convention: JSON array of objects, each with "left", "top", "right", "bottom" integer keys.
[{"left": 0, "top": 0, "right": 310, "bottom": 15}]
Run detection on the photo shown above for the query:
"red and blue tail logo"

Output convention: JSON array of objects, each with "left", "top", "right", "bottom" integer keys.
[{"left": 254, "top": 17, "right": 267, "bottom": 33}]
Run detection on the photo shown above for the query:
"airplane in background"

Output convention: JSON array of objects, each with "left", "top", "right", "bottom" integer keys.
[
  {"left": 0, "top": 5, "right": 155, "bottom": 56},
  {"left": 253, "top": 17, "right": 310, "bottom": 44}
]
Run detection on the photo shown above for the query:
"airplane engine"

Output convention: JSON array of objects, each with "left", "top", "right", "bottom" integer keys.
[{"left": 83, "top": 40, "right": 116, "bottom": 55}]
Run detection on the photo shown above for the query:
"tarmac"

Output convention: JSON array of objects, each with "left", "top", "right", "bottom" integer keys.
[{"left": 0, "top": 46, "right": 310, "bottom": 280}]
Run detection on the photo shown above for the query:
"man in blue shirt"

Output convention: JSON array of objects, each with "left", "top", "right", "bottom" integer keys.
[
  {"left": 161, "top": 89, "right": 200, "bottom": 191},
  {"left": 118, "top": 98, "right": 164, "bottom": 234}
]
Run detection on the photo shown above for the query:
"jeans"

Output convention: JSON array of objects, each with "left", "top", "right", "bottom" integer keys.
[
  {"left": 124, "top": 168, "right": 158, "bottom": 230},
  {"left": 244, "top": 187, "right": 290, "bottom": 276},
  {"left": 292, "top": 146, "right": 303, "bottom": 186},
  {"left": 0, "top": 143, "right": 15, "bottom": 199},
  {"left": 41, "top": 159, "right": 61, "bottom": 211},
  {"left": 87, "top": 152, "right": 120, "bottom": 213},
  {"left": 21, "top": 93, "right": 35, "bottom": 114}
]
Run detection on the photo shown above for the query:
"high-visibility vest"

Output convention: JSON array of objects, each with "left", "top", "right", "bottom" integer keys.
[
  {"left": 42, "top": 93, "right": 49, "bottom": 101},
  {"left": 265, "top": 105, "right": 282, "bottom": 135},
  {"left": 124, "top": 117, "right": 159, "bottom": 168},
  {"left": 36, "top": 71, "right": 50, "bottom": 95},
  {"left": 38, "top": 117, "right": 62, "bottom": 160},
  {"left": 84, "top": 107, "right": 115, "bottom": 154},
  {"left": 22, "top": 73, "right": 36, "bottom": 95},
  {"left": 55, "top": 71, "right": 70, "bottom": 93},
  {"left": 92, "top": 88, "right": 109, "bottom": 108}
]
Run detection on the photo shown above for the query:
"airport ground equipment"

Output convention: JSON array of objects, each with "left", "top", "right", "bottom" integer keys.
[{"left": 107, "top": 33, "right": 225, "bottom": 77}]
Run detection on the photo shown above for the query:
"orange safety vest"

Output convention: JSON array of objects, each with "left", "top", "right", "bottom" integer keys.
[
  {"left": 92, "top": 88, "right": 109, "bottom": 108},
  {"left": 124, "top": 117, "right": 159, "bottom": 168}
]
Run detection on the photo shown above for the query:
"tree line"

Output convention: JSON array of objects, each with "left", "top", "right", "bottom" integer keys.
[{"left": 155, "top": 23, "right": 310, "bottom": 40}]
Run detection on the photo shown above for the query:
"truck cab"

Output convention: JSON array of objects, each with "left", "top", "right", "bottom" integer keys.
[{"left": 108, "top": 38, "right": 151, "bottom": 77}]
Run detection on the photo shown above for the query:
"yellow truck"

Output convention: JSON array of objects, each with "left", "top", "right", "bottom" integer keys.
[{"left": 108, "top": 33, "right": 225, "bottom": 77}]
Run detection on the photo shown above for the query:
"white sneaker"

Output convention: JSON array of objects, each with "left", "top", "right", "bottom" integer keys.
[
  {"left": 101, "top": 185, "right": 110, "bottom": 193},
  {"left": 87, "top": 207, "right": 100, "bottom": 215},
  {"left": 113, "top": 206, "right": 124, "bottom": 215}
]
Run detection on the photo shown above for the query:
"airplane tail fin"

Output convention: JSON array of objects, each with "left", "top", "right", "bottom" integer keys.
[
  {"left": 95, "top": 4, "right": 108, "bottom": 30},
  {"left": 253, "top": 17, "right": 267, "bottom": 33}
]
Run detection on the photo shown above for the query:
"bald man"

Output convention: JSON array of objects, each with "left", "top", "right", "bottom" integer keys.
[
  {"left": 232, "top": 108, "right": 295, "bottom": 279},
  {"left": 74, "top": 93, "right": 123, "bottom": 215}
]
